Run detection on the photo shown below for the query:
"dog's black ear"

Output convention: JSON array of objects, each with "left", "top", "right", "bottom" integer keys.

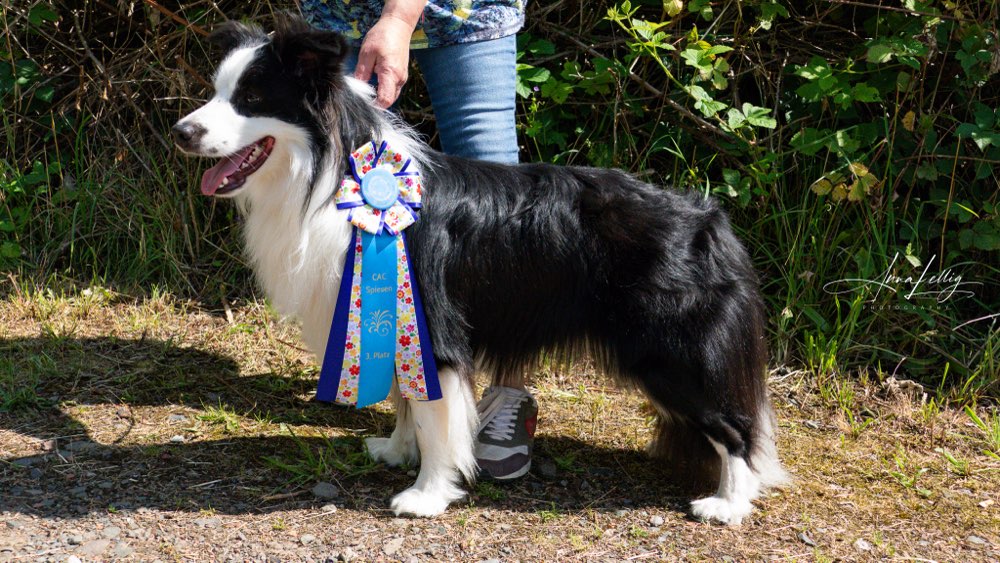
[
  {"left": 209, "top": 20, "right": 262, "bottom": 54},
  {"left": 271, "top": 15, "right": 348, "bottom": 85}
]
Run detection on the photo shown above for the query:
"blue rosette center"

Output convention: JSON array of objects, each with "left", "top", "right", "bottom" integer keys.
[{"left": 360, "top": 168, "right": 399, "bottom": 210}]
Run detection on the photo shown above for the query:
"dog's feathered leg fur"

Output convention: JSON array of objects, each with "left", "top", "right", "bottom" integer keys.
[{"left": 385, "top": 366, "right": 478, "bottom": 517}]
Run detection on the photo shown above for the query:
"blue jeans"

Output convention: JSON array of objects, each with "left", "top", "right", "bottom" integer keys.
[{"left": 345, "top": 35, "right": 519, "bottom": 165}]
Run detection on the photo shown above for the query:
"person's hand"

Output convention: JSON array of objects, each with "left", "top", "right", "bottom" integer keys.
[{"left": 354, "top": 15, "right": 415, "bottom": 109}]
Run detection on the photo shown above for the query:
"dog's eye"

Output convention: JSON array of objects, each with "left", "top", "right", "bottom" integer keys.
[{"left": 243, "top": 91, "right": 262, "bottom": 105}]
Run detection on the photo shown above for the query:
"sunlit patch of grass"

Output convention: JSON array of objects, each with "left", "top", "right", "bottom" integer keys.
[
  {"left": 197, "top": 401, "right": 242, "bottom": 434},
  {"left": 264, "top": 425, "right": 377, "bottom": 486},
  {"left": 475, "top": 481, "right": 507, "bottom": 501},
  {"left": 965, "top": 405, "right": 1000, "bottom": 460}
]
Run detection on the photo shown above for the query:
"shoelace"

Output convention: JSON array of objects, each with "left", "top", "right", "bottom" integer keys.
[{"left": 477, "top": 388, "right": 523, "bottom": 441}]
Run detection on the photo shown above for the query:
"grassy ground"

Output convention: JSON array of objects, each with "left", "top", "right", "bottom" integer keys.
[{"left": 1, "top": 282, "right": 999, "bottom": 561}]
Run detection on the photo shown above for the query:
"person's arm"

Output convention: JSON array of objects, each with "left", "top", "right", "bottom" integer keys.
[{"left": 354, "top": 0, "right": 426, "bottom": 109}]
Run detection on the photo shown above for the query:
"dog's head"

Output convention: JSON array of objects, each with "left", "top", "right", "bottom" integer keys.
[{"left": 172, "top": 17, "right": 348, "bottom": 198}]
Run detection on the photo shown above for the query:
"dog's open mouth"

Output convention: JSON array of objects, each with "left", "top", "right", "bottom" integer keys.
[{"left": 200, "top": 137, "right": 275, "bottom": 196}]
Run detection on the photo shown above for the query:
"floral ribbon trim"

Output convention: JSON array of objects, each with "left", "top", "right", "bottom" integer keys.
[{"left": 334, "top": 140, "right": 423, "bottom": 236}]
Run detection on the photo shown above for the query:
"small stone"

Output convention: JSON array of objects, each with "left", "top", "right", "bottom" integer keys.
[
  {"left": 537, "top": 459, "right": 558, "bottom": 479},
  {"left": 853, "top": 538, "right": 872, "bottom": 551},
  {"left": 338, "top": 547, "right": 358, "bottom": 561},
  {"left": 112, "top": 542, "right": 134, "bottom": 558},
  {"left": 477, "top": 559, "right": 500, "bottom": 563},
  {"left": 78, "top": 539, "right": 111, "bottom": 556},
  {"left": 193, "top": 518, "right": 221, "bottom": 529},
  {"left": 321, "top": 504, "right": 338, "bottom": 513},
  {"left": 5, "top": 520, "right": 23, "bottom": 529},
  {"left": 101, "top": 526, "right": 121, "bottom": 539},
  {"left": 29, "top": 468, "right": 43, "bottom": 479},
  {"left": 798, "top": 532, "right": 817, "bottom": 547},
  {"left": 169, "top": 435, "right": 185, "bottom": 444},
  {"left": 967, "top": 535, "right": 989, "bottom": 546},
  {"left": 67, "top": 557, "right": 82, "bottom": 563},
  {"left": 67, "top": 535, "right": 84, "bottom": 546},
  {"left": 312, "top": 482, "right": 340, "bottom": 500},
  {"left": 614, "top": 509, "right": 629, "bottom": 517},
  {"left": 383, "top": 537, "right": 404, "bottom": 556},
  {"left": 300, "top": 534, "right": 317, "bottom": 545},
  {"left": 116, "top": 407, "right": 130, "bottom": 418},
  {"left": 406, "top": 470, "right": 417, "bottom": 477},
  {"left": 12, "top": 456, "right": 43, "bottom": 467},
  {"left": 168, "top": 414, "right": 188, "bottom": 422},
  {"left": 649, "top": 515, "right": 664, "bottom": 527},
  {"left": 64, "top": 441, "right": 97, "bottom": 452}
]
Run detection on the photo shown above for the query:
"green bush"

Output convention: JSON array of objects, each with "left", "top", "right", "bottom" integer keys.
[{"left": 1, "top": 1, "right": 997, "bottom": 397}]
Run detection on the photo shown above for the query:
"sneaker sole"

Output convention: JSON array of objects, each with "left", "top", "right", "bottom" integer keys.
[{"left": 487, "top": 460, "right": 531, "bottom": 481}]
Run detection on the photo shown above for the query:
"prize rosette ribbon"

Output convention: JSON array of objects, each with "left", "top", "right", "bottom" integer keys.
[{"left": 316, "top": 140, "right": 442, "bottom": 407}]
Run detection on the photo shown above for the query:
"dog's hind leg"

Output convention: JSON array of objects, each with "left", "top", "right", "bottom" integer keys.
[
  {"left": 390, "top": 365, "right": 478, "bottom": 517},
  {"left": 366, "top": 386, "right": 419, "bottom": 467}
]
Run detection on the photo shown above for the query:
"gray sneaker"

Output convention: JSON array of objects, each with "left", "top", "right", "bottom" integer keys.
[{"left": 475, "top": 386, "right": 538, "bottom": 480}]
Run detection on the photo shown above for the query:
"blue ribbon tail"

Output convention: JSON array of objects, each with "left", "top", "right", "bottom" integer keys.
[
  {"left": 402, "top": 232, "right": 442, "bottom": 401},
  {"left": 316, "top": 229, "right": 357, "bottom": 403},
  {"left": 355, "top": 231, "right": 398, "bottom": 408}
]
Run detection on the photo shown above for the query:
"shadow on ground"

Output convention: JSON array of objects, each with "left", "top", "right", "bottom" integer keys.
[{"left": 2, "top": 336, "right": 694, "bottom": 519}]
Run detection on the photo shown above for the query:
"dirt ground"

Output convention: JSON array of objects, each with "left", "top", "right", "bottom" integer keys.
[{"left": 1, "top": 287, "right": 998, "bottom": 561}]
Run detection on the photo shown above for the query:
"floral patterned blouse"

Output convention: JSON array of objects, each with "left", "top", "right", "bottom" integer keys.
[{"left": 300, "top": 0, "right": 525, "bottom": 49}]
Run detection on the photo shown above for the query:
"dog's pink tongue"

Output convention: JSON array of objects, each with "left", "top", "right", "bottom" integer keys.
[{"left": 200, "top": 147, "right": 252, "bottom": 195}]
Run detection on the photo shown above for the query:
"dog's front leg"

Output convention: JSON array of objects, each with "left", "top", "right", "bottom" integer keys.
[
  {"left": 365, "top": 386, "right": 419, "bottom": 466},
  {"left": 389, "top": 366, "right": 478, "bottom": 517}
]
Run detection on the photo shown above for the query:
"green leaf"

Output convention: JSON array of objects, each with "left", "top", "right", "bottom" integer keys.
[
  {"left": 956, "top": 123, "right": 1000, "bottom": 151},
  {"left": 851, "top": 82, "right": 880, "bottom": 103},
  {"left": 689, "top": 0, "right": 713, "bottom": 20},
  {"left": 741, "top": 103, "right": 776, "bottom": 128},
  {"left": 28, "top": 4, "right": 59, "bottom": 26},
  {"left": 526, "top": 38, "right": 556, "bottom": 56},
  {"left": 540, "top": 79, "right": 573, "bottom": 104},
  {"left": 664, "top": 0, "right": 684, "bottom": 17},
  {"left": 759, "top": 2, "right": 789, "bottom": 30},
  {"left": 790, "top": 127, "right": 827, "bottom": 156},
  {"left": 517, "top": 65, "right": 551, "bottom": 83},
  {"left": 686, "top": 85, "right": 726, "bottom": 117},
  {"left": 867, "top": 44, "right": 893, "bottom": 63},
  {"left": 36, "top": 85, "right": 54, "bottom": 104},
  {"left": 0, "top": 241, "right": 20, "bottom": 259},
  {"left": 726, "top": 108, "right": 746, "bottom": 129},
  {"left": 704, "top": 45, "right": 734, "bottom": 56},
  {"left": 834, "top": 129, "right": 860, "bottom": 154}
]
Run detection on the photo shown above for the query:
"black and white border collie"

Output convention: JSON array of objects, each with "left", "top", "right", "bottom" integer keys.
[{"left": 173, "top": 17, "right": 787, "bottom": 524}]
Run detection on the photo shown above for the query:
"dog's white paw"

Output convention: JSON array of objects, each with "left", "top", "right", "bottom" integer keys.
[
  {"left": 690, "top": 495, "right": 753, "bottom": 526},
  {"left": 389, "top": 487, "right": 454, "bottom": 517},
  {"left": 365, "top": 436, "right": 417, "bottom": 467}
]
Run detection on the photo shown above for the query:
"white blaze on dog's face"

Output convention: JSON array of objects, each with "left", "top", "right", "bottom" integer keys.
[{"left": 172, "top": 21, "right": 348, "bottom": 198}]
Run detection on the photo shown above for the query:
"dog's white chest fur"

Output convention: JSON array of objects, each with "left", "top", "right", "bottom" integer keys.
[{"left": 240, "top": 163, "right": 352, "bottom": 361}]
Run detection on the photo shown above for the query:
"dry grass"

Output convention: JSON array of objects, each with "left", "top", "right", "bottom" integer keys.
[{"left": 1, "top": 281, "right": 999, "bottom": 560}]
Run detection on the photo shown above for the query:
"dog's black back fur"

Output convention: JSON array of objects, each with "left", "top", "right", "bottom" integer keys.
[{"left": 411, "top": 155, "right": 768, "bottom": 463}]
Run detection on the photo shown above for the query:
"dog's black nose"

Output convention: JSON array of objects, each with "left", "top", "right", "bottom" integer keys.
[{"left": 171, "top": 121, "right": 206, "bottom": 150}]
